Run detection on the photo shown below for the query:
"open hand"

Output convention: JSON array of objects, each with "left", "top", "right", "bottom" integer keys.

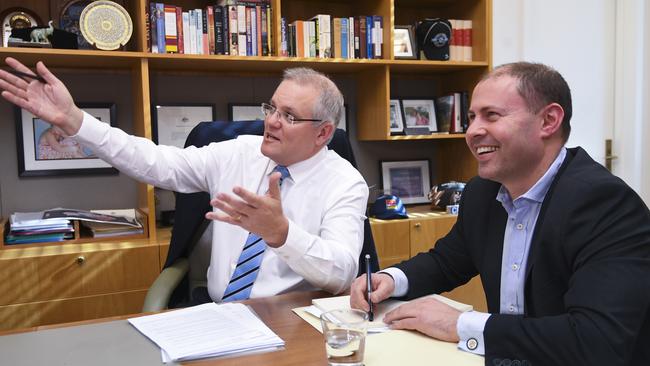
[
  {"left": 0, "top": 57, "right": 83, "bottom": 136},
  {"left": 206, "top": 171, "right": 289, "bottom": 246}
]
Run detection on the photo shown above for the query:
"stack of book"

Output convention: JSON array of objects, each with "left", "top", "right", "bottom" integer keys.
[
  {"left": 43, "top": 208, "right": 144, "bottom": 239},
  {"left": 7, "top": 212, "right": 74, "bottom": 245}
]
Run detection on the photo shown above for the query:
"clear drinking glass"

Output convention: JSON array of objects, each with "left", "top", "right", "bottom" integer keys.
[{"left": 320, "top": 309, "right": 369, "bottom": 366}]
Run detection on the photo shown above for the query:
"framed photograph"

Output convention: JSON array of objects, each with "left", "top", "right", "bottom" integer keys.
[
  {"left": 152, "top": 104, "right": 216, "bottom": 148},
  {"left": 15, "top": 103, "right": 118, "bottom": 177},
  {"left": 380, "top": 160, "right": 431, "bottom": 204},
  {"left": 393, "top": 25, "right": 417, "bottom": 60},
  {"left": 401, "top": 99, "right": 437, "bottom": 132},
  {"left": 229, "top": 103, "right": 265, "bottom": 121},
  {"left": 337, "top": 104, "right": 348, "bottom": 132},
  {"left": 389, "top": 99, "right": 404, "bottom": 134}
]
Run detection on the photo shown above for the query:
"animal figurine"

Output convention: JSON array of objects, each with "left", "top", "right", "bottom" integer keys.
[{"left": 30, "top": 20, "right": 54, "bottom": 43}]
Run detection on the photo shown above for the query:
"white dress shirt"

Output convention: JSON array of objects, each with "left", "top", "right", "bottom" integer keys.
[{"left": 74, "top": 112, "right": 369, "bottom": 301}]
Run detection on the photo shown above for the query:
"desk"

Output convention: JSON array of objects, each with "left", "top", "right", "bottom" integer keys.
[{"left": 0, "top": 291, "right": 481, "bottom": 365}]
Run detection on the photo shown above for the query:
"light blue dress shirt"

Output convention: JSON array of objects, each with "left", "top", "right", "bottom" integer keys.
[{"left": 384, "top": 147, "right": 567, "bottom": 355}]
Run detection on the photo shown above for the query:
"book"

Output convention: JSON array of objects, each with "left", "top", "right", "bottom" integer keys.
[
  {"left": 311, "top": 294, "right": 472, "bottom": 331},
  {"left": 163, "top": 5, "right": 178, "bottom": 53},
  {"left": 128, "top": 302, "right": 284, "bottom": 362}
]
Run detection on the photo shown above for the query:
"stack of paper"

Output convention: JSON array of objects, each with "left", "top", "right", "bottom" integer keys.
[
  {"left": 128, "top": 302, "right": 284, "bottom": 362},
  {"left": 80, "top": 209, "right": 144, "bottom": 238},
  {"left": 7, "top": 211, "right": 74, "bottom": 244}
]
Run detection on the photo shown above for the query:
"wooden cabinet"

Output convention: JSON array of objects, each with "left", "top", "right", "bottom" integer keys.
[
  {"left": 371, "top": 206, "right": 488, "bottom": 312},
  {"left": 0, "top": 239, "right": 161, "bottom": 331},
  {"left": 0, "top": 0, "right": 491, "bottom": 328}
]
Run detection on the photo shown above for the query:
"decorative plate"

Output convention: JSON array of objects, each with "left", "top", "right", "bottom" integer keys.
[{"left": 79, "top": 0, "right": 132, "bottom": 50}]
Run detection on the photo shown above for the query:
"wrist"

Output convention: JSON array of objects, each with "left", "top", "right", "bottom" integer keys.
[{"left": 265, "top": 217, "right": 289, "bottom": 247}]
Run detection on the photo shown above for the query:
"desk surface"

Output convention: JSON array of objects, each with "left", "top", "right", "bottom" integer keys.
[
  {"left": 0, "top": 291, "right": 328, "bottom": 366},
  {"left": 0, "top": 291, "right": 482, "bottom": 366}
]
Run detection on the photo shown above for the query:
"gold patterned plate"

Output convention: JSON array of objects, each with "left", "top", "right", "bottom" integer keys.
[{"left": 79, "top": 0, "right": 132, "bottom": 50}]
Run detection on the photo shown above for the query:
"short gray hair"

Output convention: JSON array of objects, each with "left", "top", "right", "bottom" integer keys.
[{"left": 282, "top": 67, "right": 344, "bottom": 130}]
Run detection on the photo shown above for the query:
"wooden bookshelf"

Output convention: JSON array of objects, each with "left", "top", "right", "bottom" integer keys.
[{"left": 0, "top": 0, "right": 491, "bottom": 329}]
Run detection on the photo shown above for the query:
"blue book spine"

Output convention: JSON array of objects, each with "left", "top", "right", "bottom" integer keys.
[
  {"left": 366, "top": 16, "right": 373, "bottom": 59},
  {"left": 340, "top": 18, "right": 348, "bottom": 59},
  {"left": 156, "top": 3, "right": 166, "bottom": 53}
]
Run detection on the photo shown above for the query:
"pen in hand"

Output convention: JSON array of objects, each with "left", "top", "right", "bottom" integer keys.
[
  {"left": 8, "top": 70, "right": 46, "bottom": 83},
  {"left": 365, "top": 254, "right": 374, "bottom": 321}
]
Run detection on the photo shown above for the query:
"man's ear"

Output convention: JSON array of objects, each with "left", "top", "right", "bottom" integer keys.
[
  {"left": 316, "top": 122, "right": 335, "bottom": 146},
  {"left": 540, "top": 103, "right": 564, "bottom": 139}
]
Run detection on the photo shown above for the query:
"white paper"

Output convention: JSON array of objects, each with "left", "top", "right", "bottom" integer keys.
[{"left": 129, "top": 302, "right": 284, "bottom": 362}]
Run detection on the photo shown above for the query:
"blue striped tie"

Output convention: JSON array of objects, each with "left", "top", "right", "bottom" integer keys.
[{"left": 222, "top": 165, "right": 290, "bottom": 301}]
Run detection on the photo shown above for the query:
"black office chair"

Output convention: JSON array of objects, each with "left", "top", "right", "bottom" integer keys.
[{"left": 142, "top": 120, "right": 379, "bottom": 311}]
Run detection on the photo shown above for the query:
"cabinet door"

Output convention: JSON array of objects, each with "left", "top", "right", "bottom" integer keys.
[
  {"left": 410, "top": 216, "right": 487, "bottom": 312},
  {"left": 370, "top": 219, "right": 410, "bottom": 269}
]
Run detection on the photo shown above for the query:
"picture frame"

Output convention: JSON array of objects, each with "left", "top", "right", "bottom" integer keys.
[
  {"left": 393, "top": 25, "right": 417, "bottom": 60},
  {"left": 152, "top": 104, "right": 216, "bottom": 148},
  {"left": 336, "top": 104, "right": 348, "bottom": 132},
  {"left": 15, "top": 103, "right": 118, "bottom": 177},
  {"left": 389, "top": 99, "right": 404, "bottom": 134},
  {"left": 229, "top": 103, "right": 265, "bottom": 121},
  {"left": 401, "top": 99, "right": 437, "bottom": 132},
  {"left": 380, "top": 160, "right": 431, "bottom": 204}
]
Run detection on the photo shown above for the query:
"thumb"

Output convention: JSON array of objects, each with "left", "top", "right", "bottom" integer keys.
[{"left": 267, "top": 172, "right": 282, "bottom": 199}]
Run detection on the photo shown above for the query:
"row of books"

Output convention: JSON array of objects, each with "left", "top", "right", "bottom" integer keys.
[
  {"left": 280, "top": 15, "right": 383, "bottom": 59},
  {"left": 449, "top": 19, "right": 473, "bottom": 62},
  {"left": 148, "top": 0, "right": 273, "bottom": 56},
  {"left": 6, "top": 208, "right": 143, "bottom": 245}
]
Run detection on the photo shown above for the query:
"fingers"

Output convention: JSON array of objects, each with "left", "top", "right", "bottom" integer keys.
[
  {"left": 205, "top": 210, "right": 243, "bottom": 227},
  {"left": 266, "top": 172, "right": 282, "bottom": 199},
  {"left": 350, "top": 275, "right": 370, "bottom": 311},
  {"left": 389, "top": 317, "right": 419, "bottom": 332},
  {"left": 209, "top": 192, "right": 252, "bottom": 221},
  {"left": 368, "top": 273, "right": 395, "bottom": 304},
  {"left": 36, "top": 61, "right": 58, "bottom": 85},
  {"left": 6, "top": 57, "right": 34, "bottom": 75}
]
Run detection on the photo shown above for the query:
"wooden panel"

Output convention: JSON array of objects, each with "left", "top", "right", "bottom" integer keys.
[
  {"left": 0, "top": 290, "right": 148, "bottom": 331},
  {"left": 369, "top": 218, "right": 410, "bottom": 269},
  {"left": 409, "top": 215, "right": 456, "bottom": 256},
  {"left": 356, "top": 65, "right": 390, "bottom": 140}
]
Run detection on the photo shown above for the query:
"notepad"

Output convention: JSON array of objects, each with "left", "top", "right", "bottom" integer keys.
[
  {"left": 128, "top": 302, "right": 284, "bottom": 362},
  {"left": 311, "top": 294, "right": 473, "bottom": 332}
]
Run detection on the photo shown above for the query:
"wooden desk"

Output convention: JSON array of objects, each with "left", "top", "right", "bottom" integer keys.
[{"left": 0, "top": 291, "right": 329, "bottom": 365}]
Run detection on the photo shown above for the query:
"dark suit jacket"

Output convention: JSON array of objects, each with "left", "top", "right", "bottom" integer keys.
[{"left": 395, "top": 147, "right": 650, "bottom": 366}]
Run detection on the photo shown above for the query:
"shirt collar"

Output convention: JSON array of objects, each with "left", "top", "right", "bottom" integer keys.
[
  {"left": 497, "top": 147, "right": 567, "bottom": 205},
  {"left": 268, "top": 146, "right": 329, "bottom": 184}
]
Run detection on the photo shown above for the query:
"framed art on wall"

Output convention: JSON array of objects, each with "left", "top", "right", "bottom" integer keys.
[
  {"left": 152, "top": 104, "right": 216, "bottom": 148},
  {"left": 16, "top": 103, "right": 118, "bottom": 177},
  {"left": 380, "top": 160, "right": 431, "bottom": 204},
  {"left": 229, "top": 103, "right": 265, "bottom": 121}
]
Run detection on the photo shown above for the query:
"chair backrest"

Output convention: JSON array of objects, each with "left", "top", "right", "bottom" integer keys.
[{"left": 164, "top": 120, "right": 379, "bottom": 306}]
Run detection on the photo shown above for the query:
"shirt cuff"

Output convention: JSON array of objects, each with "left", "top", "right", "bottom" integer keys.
[
  {"left": 379, "top": 267, "right": 408, "bottom": 297},
  {"left": 73, "top": 111, "right": 109, "bottom": 145},
  {"left": 271, "top": 218, "right": 308, "bottom": 260},
  {"left": 456, "top": 311, "right": 490, "bottom": 355}
]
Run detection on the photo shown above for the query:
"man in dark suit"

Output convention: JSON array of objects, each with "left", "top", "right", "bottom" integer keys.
[{"left": 351, "top": 62, "right": 650, "bottom": 366}]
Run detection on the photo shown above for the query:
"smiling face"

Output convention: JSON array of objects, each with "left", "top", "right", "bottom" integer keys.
[
  {"left": 260, "top": 80, "right": 332, "bottom": 166},
  {"left": 465, "top": 75, "right": 552, "bottom": 197}
]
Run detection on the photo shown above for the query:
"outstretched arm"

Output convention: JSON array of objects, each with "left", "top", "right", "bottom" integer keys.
[{"left": 0, "top": 57, "right": 83, "bottom": 136}]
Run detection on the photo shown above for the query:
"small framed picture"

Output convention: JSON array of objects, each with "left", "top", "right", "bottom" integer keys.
[
  {"left": 393, "top": 25, "right": 417, "bottom": 60},
  {"left": 389, "top": 99, "right": 404, "bottom": 134},
  {"left": 152, "top": 104, "right": 216, "bottom": 148},
  {"left": 229, "top": 103, "right": 265, "bottom": 121},
  {"left": 15, "top": 103, "right": 118, "bottom": 177},
  {"left": 1, "top": 7, "right": 42, "bottom": 47},
  {"left": 401, "top": 99, "right": 437, "bottom": 132},
  {"left": 380, "top": 160, "right": 431, "bottom": 204}
]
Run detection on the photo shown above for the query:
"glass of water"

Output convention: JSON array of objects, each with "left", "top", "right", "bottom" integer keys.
[{"left": 320, "top": 309, "right": 369, "bottom": 366}]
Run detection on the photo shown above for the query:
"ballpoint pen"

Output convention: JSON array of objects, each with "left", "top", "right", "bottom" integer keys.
[
  {"left": 8, "top": 70, "right": 46, "bottom": 83},
  {"left": 365, "top": 254, "right": 374, "bottom": 321}
]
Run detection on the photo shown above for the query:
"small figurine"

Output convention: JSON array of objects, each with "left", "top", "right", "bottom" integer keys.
[{"left": 30, "top": 20, "right": 54, "bottom": 43}]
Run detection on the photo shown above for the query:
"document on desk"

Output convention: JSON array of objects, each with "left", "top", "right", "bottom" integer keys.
[
  {"left": 307, "top": 294, "right": 473, "bottom": 332},
  {"left": 128, "top": 302, "right": 284, "bottom": 362}
]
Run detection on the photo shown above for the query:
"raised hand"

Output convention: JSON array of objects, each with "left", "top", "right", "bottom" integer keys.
[
  {"left": 350, "top": 272, "right": 395, "bottom": 312},
  {"left": 0, "top": 57, "right": 83, "bottom": 136},
  {"left": 206, "top": 171, "right": 289, "bottom": 246}
]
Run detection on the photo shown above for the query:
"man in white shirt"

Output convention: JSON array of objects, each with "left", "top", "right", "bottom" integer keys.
[
  {"left": 0, "top": 57, "right": 369, "bottom": 302},
  {"left": 350, "top": 62, "right": 650, "bottom": 366}
]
